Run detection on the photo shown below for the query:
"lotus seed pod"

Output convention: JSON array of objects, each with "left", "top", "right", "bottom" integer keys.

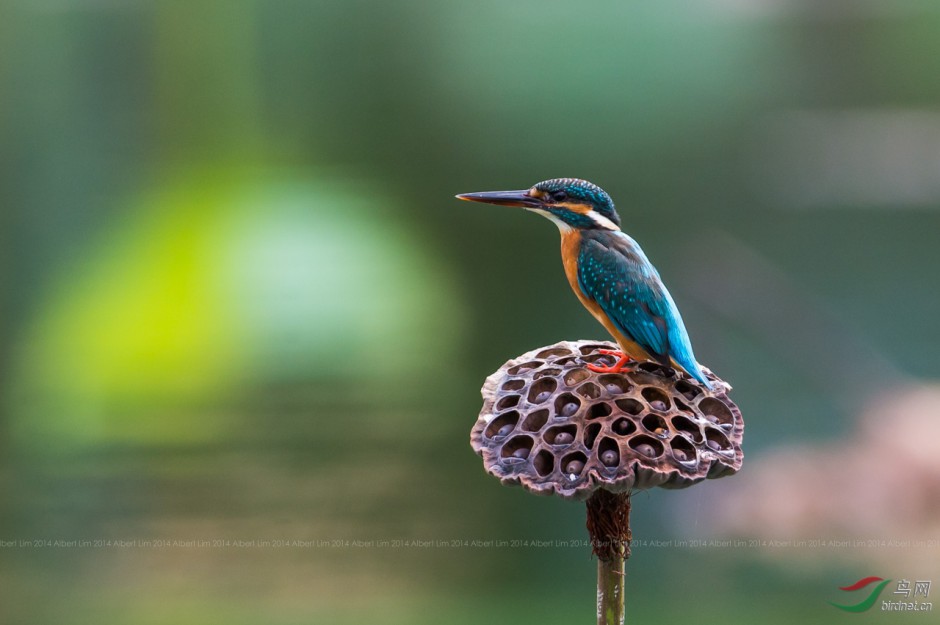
[{"left": 471, "top": 340, "right": 744, "bottom": 501}]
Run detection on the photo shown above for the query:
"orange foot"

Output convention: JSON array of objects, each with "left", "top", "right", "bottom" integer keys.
[{"left": 586, "top": 349, "right": 634, "bottom": 373}]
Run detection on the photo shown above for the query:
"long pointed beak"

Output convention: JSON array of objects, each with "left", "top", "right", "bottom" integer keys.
[{"left": 455, "top": 189, "right": 544, "bottom": 209}]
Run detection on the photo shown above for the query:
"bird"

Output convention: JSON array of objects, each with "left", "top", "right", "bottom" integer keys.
[{"left": 457, "top": 177, "right": 713, "bottom": 389}]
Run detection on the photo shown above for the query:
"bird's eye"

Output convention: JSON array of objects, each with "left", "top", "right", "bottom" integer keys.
[{"left": 551, "top": 190, "right": 568, "bottom": 202}]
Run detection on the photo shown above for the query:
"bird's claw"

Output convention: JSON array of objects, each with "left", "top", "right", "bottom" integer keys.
[{"left": 586, "top": 349, "right": 634, "bottom": 374}]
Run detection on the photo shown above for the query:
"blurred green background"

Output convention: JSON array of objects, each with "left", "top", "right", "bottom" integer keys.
[{"left": 2, "top": 1, "right": 940, "bottom": 623}]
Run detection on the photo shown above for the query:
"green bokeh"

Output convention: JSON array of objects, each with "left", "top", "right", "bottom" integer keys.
[{"left": 2, "top": 2, "right": 939, "bottom": 623}]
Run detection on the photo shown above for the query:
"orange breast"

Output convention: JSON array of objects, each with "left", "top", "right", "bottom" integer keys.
[{"left": 559, "top": 231, "right": 654, "bottom": 362}]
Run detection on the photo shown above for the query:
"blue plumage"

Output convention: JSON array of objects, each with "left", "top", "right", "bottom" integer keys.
[{"left": 577, "top": 230, "right": 711, "bottom": 388}]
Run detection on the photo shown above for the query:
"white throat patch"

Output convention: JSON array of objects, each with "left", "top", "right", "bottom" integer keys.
[{"left": 528, "top": 208, "right": 573, "bottom": 232}]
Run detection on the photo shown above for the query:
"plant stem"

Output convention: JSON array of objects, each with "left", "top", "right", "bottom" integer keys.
[
  {"left": 586, "top": 490, "right": 631, "bottom": 625},
  {"left": 597, "top": 553, "right": 625, "bottom": 625}
]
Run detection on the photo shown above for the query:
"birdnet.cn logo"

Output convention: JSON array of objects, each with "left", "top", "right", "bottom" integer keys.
[{"left": 830, "top": 577, "right": 933, "bottom": 613}]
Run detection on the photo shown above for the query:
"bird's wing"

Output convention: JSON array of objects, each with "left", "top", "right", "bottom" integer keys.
[{"left": 576, "top": 233, "right": 693, "bottom": 369}]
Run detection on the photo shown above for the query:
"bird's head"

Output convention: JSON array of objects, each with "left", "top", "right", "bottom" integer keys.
[{"left": 457, "top": 178, "right": 620, "bottom": 232}]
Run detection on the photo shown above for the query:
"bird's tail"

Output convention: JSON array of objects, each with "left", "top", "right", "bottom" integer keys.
[
  {"left": 671, "top": 354, "right": 714, "bottom": 390},
  {"left": 689, "top": 362, "right": 714, "bottom": 390}
]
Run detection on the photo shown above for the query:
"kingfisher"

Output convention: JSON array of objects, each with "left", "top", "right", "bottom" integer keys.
[{"left": 457, "top": 177, "right": 713, "bottom": 389}]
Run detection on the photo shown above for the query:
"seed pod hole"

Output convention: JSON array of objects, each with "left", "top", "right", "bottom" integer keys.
[
  {"left": 545, "top": 425, "right": 577, "bottom": 446},
  {"left": 614, "top": 398, "right": 643, "bottom": 415},
  {"left": 598, "top": 374, "right": 630, "bottom": 395},
  {"left": 554, "top": 356, "right": 578, "bottom": 366},
  {"left": 588, "top": 402, "right": 612, "bottom": 420},
  {"left": 521, "top": 408, "right": 549, "bottom": 432},
  {"left": 536, "top": 347, "right": 572, "bottom": 359},
  {"left": 507, "top": 361, "right": 542, "bottom": 376},
  {"left": 501, "top": 379, "right": 525, "bottom": 392},
  {"left": 577, "top": 382, "right": 602, "bottom": 400},
  {"left": 704, "top": 428, "right": 732, "bottom": 453},
  {"left": 534, "top": 450, "right": 555, "bottom": 476},
  {"left": 642, "top": 387, "right": 671, "bottom": 411},
  {"left": 671, "top": 416, "right": 703, "bottom": 443},
  {"left": 584, "top": 422, "right": 602, "bottom": 450},
  {"left": 612, "top": 417, "right": 637, "bottom": 436},
  {"left": 485, "top": 411, "right": 520, "bottom": 439},
  {"left": 500, "top": 435, "right": 534, "bottom": 462},
  {"left": 562, "top": 451, "right": 588, "bottom": 478},
  {"left": 563, "top": 368, "right": 590, "bottom": 386},
  {"left": 527, "top": 378, "right": 558, "bottom": 404},
  {"left": 670, "top": 436, "right": 697, "bottom": 465},
  {"left": 638, "top": 362, "right": 675, "bottom": 378},
  {"left": 581, "top": 353, "right": 614, "bottom": 367},
  {"left": 554, "top": 393, "right": 581, "bottom": 418},
  {"left": 699, "top": 398, "right": 734, "bottom": 426},
  {"left": 629, "top": 435, "right": 664, "bottom": 458},
  {"left": 496, "top": 395, "right": 521, "bottom": 410},
  {"left": 642, "top": 414, "right": 669, "bottom": 438},
  {"left": 579, "top": 344, "right": 611, "bottom": 355},
  {"left": 598, "top": 437, "right": 620, "bottom": 468},
  {"left": 674, "top": 398, "right": 694, "bottom": 415},
  {"left": 496, "top": 424, "right": 513, "bottom": 437},
  {"left": 533, "top": 367, "right": 562, "bottom": 380},
  {"left": 674, "top": 380, "right": 701, "bottom": 401}
]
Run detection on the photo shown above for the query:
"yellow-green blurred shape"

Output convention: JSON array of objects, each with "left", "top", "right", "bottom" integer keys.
[{"left": 8, "top": 170, "right": 464, "bottom": 451}]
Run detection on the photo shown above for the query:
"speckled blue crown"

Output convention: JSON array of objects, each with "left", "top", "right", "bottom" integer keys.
[{"left": 534, "top": 178, "right": 620, "bottom": 226}]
